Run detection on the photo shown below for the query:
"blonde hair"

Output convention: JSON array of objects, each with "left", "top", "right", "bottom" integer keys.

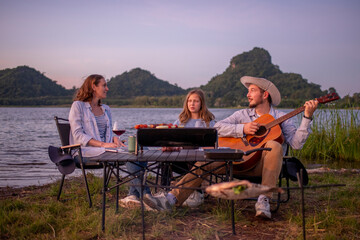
[
  {"left": 178, "top": 89, "right": 214, "bottom": 127},
  {"left": 73, "top": 74, "right": 104, "bottom": 106}
]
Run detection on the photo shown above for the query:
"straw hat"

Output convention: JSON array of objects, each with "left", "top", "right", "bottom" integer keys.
[{"left": 240, "top": 76, "right": 281, "bottom": 106}]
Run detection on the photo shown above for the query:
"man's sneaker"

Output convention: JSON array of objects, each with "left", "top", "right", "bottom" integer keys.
[
  {"left": 143, "top": 192, "right": 172, "bottom": 211},
  {"left": 182, "top": 191, "right": 204, "bottom": 208},
  {"left": 119, "top": 195, "right": 156, "bottom": 211},
  {"left": 255, "top": 194, "right": 271, "bottom": 219}
]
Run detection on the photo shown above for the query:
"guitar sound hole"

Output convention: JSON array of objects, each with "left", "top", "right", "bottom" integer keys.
[{"left": 255, "top": 126, "right": 267, "bottom": 136}]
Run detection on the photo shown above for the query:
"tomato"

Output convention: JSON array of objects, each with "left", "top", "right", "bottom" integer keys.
[{"left": 134, "top": 124, "right": 140, "bottom": 129}]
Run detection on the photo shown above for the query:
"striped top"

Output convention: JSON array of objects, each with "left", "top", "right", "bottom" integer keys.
[{"left": 95, "top": 113, "right": 107, "bottom": 142}]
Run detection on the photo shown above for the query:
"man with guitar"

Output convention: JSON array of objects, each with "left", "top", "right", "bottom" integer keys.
[
  {"left": 145, "top": 76, "right": 322, "bottom": 218},
  {"left": 213, "top": 76, "right": 318, "bottom": 219}
]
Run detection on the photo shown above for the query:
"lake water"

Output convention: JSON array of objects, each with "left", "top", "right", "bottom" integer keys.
[
  {"left": 0, "top": 107, "right": 244, "bottom": 188},
  {"left": 0, "top": 107, "right": 358, "bottom": 188}
]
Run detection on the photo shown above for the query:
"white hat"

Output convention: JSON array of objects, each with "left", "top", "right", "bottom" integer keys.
[{"left": 240, "top": 76, "right": 281, "bottom": 106}]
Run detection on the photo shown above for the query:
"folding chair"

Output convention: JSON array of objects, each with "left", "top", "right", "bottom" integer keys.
[
  {"left": 229, "top": 145, "right": 308, "bottom": 212},
  {"left": 50, "top": 116, "right": 103, "bottom": 208}
]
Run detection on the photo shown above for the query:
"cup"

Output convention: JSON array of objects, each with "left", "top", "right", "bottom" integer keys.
[{"left": 128, "top": 136, "right": 136, "bottom": 152}]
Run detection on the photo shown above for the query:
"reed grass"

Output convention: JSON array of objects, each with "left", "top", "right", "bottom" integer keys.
[{"left": 291, "top": 108, "right": 360, "bottom": 166}]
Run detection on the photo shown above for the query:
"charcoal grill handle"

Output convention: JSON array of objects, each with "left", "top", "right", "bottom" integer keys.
[{"left": 243, "top": 147, "right": 272, "bottom": 156}]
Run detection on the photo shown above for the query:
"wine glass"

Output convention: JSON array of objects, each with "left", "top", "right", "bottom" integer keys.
[{"left": 113, "top": 121, "right": 126, "bottom": 136}]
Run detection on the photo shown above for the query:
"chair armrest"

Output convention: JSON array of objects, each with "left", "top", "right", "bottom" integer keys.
[{"left": 60, "top": 144, "right": 81, "bottom": 150}]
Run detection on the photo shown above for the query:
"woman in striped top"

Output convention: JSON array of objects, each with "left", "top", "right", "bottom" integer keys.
[{"left": 69, "top": 74, "right": 124, "bottom": 158}]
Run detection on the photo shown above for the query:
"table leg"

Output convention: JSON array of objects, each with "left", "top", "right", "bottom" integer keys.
[
  {"left": 141, "top": 181, "right": 145, "bottom": 240},
  {"left": 299, "top": 170, "right": 306, "bottom": 240},
  {"left": 229, "top": 161, "right": 236, "bottom": 235},
  {"left": 102, "top": 162, "right": 107, "bottom": 231},
  {"left": 116, "top": 161, "right": 119, "bottom": 213}
]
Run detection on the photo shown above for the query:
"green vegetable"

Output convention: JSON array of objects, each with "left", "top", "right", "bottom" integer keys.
[{"left": 233, "top": 185, "right": 247, "bottom": 194}]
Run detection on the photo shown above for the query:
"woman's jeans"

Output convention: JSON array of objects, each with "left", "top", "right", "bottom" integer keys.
[
  {"left": 126, "top": 161, "right": 151, "bottom": 198},
  {"left": 74, "top": 155, "right": 89, "bottom": 165}
]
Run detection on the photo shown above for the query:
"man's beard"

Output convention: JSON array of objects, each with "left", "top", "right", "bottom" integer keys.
[
  {"left": 249, "top": 102, "right": 256, "bottom": 108},
  {"left": 248, "top": 98, "right": 264, "bottom": 108}
]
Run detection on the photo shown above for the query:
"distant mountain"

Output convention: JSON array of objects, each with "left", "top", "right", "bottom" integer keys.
[
  {"left": 202, "top": 47, "right": 328, "bottom": 107},
  {"left": 0, "top": 66, "right": 73, "bottom": 98},
  {"left": 107, "top": 68, "right": 186, "bottom": 98},
  {"left": 1, "top": 49, "right": 342, "bottom": 107}
]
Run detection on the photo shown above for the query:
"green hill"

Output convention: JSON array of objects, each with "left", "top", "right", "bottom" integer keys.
[
  {"left": 202, "top": 47, "right": 327, "bottom": 107},
  {"left": 107, "top": 68, "right": 186, "bottom": 98},
  {"left": 0, "top": 66, "right": 187, "bottom": 106},
  {"left": 0, "top": 66, "right": 72, "bottom": 98},
  {"left": 0, "top": 66, "right": 74, "bottom": 105}
]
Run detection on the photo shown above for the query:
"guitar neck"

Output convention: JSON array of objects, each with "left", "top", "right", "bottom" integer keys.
[{"left": 265, "top": 106, "right": 305, "bottom": 129}]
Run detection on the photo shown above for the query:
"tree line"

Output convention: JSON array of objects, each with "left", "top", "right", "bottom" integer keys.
[{"left": 1, "top": 48, "right": 359, "bottom": 108}]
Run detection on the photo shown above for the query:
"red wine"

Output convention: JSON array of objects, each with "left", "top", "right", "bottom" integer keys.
[{"left": 113, "top": 130, "right": 125, "bottom": 136}]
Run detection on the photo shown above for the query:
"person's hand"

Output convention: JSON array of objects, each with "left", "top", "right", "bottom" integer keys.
[
  {"left": 113, "top": 137, "right": 126, "bottom": 147},
  {"left": 243, "top": 122, "right": 260, "bottom": 135},
  {"left": 88, "top": 138, "right": 121, "bottom": 148},
  {"left": 304, "top": 100, "right": 318, "bottom": 118},
  {"left": 161, "top": 147, "right": 182, "bottom": 152},
  {"left": 102, "top": 142, "right": 119, "bottom": 148}
]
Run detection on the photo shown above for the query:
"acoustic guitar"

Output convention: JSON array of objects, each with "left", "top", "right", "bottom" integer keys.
[{"left": 218, "top": 92, "right": 339, "bottom": 171}]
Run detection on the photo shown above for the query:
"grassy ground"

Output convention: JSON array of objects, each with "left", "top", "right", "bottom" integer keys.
[{"left": 1, "top": 171, "right": 359, "bottom": 240}]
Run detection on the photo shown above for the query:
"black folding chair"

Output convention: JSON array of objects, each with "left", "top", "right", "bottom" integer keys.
[
  {"left": 50, "top": 116, "right": 103, "bottom": 208},
  {"left": 201, "top": 145, "right": 308, "bottom": 235},
  {"left": 223, "top": 145, "right": 308, "bottom": 213}
]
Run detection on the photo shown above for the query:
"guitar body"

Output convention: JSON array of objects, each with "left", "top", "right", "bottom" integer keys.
[{"left": 218, "top": 114, "right": 284, "bottom": 171}]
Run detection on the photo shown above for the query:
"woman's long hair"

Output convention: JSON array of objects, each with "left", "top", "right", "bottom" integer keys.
[
  {"left": 178, "top": 89, "right": 215, "bottom": 127},
  {"left": 73, "top": 74, "right": 104, "bottom": 106}
]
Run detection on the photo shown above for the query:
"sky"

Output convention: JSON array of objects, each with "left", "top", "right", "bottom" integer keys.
[{"left": 1, "top": 0, "right": 360, "bottom": 98}]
